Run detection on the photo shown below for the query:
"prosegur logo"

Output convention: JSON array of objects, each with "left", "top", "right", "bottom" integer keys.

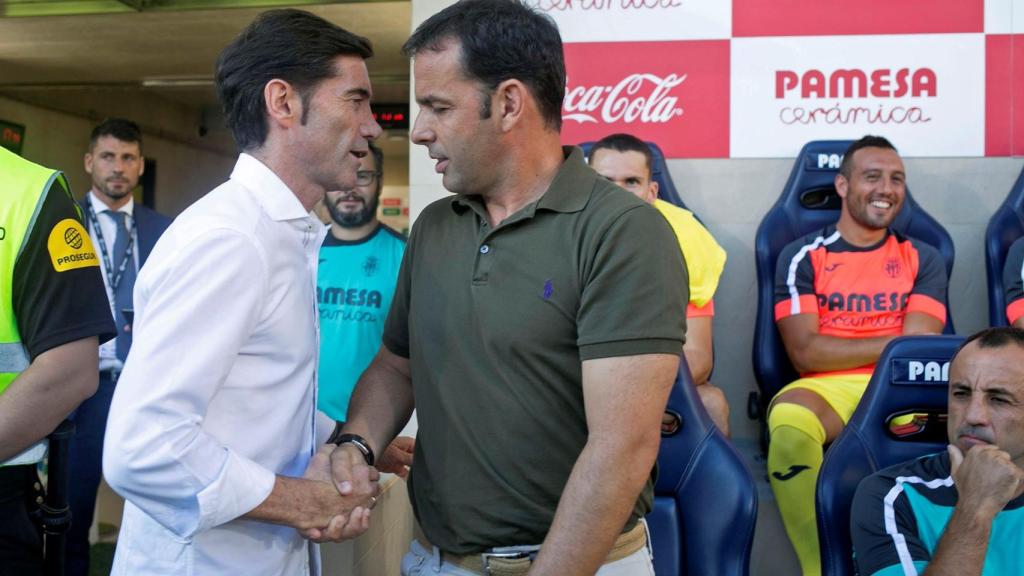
[
  {"left": 774, "top": 67, "right": 937, "bottom": 126},
  {"left": 47, "top": 219, "right": 99, "bottom": 272},
  {"left": 563, "top": 73, "right": 686, "bottom": 125}
]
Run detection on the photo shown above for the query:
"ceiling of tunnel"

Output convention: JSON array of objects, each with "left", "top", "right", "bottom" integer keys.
[{"left": 0, "top": 1, "right": 412, "bottom": 154}]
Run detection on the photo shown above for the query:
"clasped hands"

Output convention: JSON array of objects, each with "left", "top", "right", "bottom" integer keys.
[{"left": 298, "top": 436, "right": 416, "bottom": 543}]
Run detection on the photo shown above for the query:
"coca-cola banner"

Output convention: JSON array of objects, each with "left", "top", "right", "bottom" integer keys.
[
  {"left": 561, "top": 41, "right": 730, "bottom": 158},
  {"left": 526, "top": 0, "right": 729, "bottom": 42},
  {"left": 733, "top": 0, "right": 983, "bottom": 37},
  {"left": 730, "top": 35, "right": 985, "bottom": 158},
  {"left": 985, "top": 35, "right": 1024, "bottom": 156},
  {"left": 548, "top": 0, "right": 1020, "bottom": 158}
]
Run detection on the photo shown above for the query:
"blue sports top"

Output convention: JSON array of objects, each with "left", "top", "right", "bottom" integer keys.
[
  {"left": 316, "top": 223, "right": 405, "bottom": 421},
  {"left": 851, "top": 450, "right": 1024, "bottom": 576}
]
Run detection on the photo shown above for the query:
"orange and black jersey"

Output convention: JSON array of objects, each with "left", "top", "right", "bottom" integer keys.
[
  {"left": 1003, "top": 236, "right": 1024, "bottom": 325},
  {"left": 774, "top": 225, "right": 947, "bottom": 376},
  {"left": 12, "top": 179, "right": 115, "bottom": 360}
]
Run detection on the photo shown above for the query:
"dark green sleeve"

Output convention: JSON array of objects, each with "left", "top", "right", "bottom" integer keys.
[
  {"left": 577, "top": 203, "right": 688, "bottom": 360},
  {"left": 12, "top": 178, "right": 116, "bottom": 360},
  {"left": 381, "top": 216, "right": 416, "bottom": 359}
]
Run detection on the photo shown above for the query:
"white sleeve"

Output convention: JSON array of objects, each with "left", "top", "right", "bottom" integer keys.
[{"left": 103, "top": 227, "right": 277, "bottom": 539}]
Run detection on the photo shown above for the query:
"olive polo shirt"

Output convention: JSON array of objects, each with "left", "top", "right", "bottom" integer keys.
[{"left": 382, "top": 146, "right": 688, "bottom": 554}]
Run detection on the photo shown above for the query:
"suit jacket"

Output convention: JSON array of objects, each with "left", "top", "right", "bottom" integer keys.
[
  {"left": 79, "top": 194, "right": 172, "bottom": 358},
  {"left": 79, "top": 195, "right": 171, "bottom": 269}
]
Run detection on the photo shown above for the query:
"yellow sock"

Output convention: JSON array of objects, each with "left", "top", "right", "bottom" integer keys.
[{"left": 768, "top": 402, "right": 826, "bottom": 576}]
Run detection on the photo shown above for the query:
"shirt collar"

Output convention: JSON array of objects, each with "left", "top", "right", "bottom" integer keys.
[
  {"left": 450, "top": 146, "right": 593, "bottom": 216},
  {"left": 231, "top": 153, "right": 313, "bottom": 222},
  {"left": 88, "top": 191, "right": 134, "bottom": 217}
]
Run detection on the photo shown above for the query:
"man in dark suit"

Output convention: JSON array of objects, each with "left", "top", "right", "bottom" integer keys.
[{"left": 67, "top": 118, "right": 171, "bottom": 576}]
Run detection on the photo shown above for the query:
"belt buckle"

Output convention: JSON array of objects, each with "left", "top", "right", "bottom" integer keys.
[{"left": 481, "top": 549, "right": 535, "bottom": 576}]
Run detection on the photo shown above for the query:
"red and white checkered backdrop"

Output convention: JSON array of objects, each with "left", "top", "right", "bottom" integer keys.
[{"left": 539, "top": 0, "right": 1023, "bottom": 158}]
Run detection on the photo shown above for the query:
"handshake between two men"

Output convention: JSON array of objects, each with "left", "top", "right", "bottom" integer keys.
[{"left": 288, "top": 436, "right": 416, "bottom": 543}]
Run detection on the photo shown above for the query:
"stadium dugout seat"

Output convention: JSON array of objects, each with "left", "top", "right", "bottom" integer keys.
[
  {"left": 816, "top": 335, "right": 962, "bottom": 576},
  {"left": 578, "top": 140, "right": 689, "bottom": 210},
  {"left": 750, "top": 140, "right": 957, "bottom": 437},
  {"left": 984, "top": 165, "right": 1024, "bottom": 327},
  {"left": 650, "top": 358, "right": 758, "bottom": 576}
]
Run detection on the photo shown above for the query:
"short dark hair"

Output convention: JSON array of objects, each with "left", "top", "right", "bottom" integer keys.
[
  {"left": 951, "top": 327, "right": 1024, "bottom": 367},
  {"left": 368, "top": 142, "right": 384, "bottom": 194},
  {"left": 588, "top": 133, "right": 654, "bottom": 178},
  {"left": 215, "top": 8, "right": 373, "bottom": 151},
  {"left": 838, "top": 135, "right": 898, "bottom": 179},
  {"left": 402, "top": 0, "right": 565, "bottom": 131},
  {"left": 90, "top": 118, "right": 142, "bottom": 152}
]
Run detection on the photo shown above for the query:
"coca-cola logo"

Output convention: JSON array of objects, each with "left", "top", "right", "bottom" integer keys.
[
  {"left": 563, "top": 73, "right": 686, "bottom": 124},
  {"left": 776, "top": 68, "right": 938, "bottom": 100}
]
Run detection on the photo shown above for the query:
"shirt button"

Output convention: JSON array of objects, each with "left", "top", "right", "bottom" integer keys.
[{"left": 480, "top": 245, "right": 490, "bottom": 254}]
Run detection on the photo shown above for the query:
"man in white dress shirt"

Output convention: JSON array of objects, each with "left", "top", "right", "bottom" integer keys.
[{"left": 102, "top": 9, "right": 382, "bottom": 575}]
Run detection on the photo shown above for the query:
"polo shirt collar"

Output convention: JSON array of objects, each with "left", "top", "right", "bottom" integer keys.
[
  {"left": 231, "top": 153, "right": 311, "bottom": 222},
  {"left": 450, "top": 146, "right": 593, "bottom": 217}
]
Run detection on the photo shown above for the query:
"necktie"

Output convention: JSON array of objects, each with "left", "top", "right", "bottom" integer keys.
[{"left": 108, "top": 211, "right": 137, "bottom": 361}]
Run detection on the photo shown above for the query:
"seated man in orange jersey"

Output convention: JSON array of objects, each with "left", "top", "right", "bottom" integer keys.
[
  {"left": 769, "top": 135, "right": 948, "bottom": 576},
  {"left": 588, "top": 133, "right": 730, "bottom": 435}
]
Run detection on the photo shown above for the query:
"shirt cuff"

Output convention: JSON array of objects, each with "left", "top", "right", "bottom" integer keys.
[
  {"left": 686, "top": 300, "right": 715, "bottom": 318},
  {"left": 905, "top": 294, "right": 946, "bottom": 324},
  {"left": 775, "top": 294, "right": 818, "bottom": 320},
  {"left": 1008, "top": 299, "right": 1024, "bottom": 326},
  {"left": 579, "top": 337, "right": 682, "bottom": 361},
  {"left": 194, "top": 449, "right": 276, "bottom": 535}
]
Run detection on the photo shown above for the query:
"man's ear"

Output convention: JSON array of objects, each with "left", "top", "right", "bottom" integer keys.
[
  {"left": 835, "top": 173, "right": 849, "bottom": 199},
  {"left": 264, "top": 78, "right": 303, "bottom": 131},
  {"left": 494, "top": 79, "right": 527, "bottom": 132},
  {"left": 138, "top": 157, "right": 146, "bottom": 177},
  {"left": 647, "top": 180, "right": 660, "bottom": 204},
  {"left": 84, "top": 152, "right": 94, "bottom": 175}
]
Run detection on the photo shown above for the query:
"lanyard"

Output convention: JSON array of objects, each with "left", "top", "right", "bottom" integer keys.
[{"left": 86, "top": 201, "right": 136, "bottom": 293}]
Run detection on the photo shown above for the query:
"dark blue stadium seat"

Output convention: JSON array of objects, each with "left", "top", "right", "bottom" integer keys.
[
  {"left": 816, "top": 335, "right": 961, "bottom": 576},
  {"left": 578, "top": 140, "right": 689, "bottom": 210},
  {"left": 751, "top": 140, "right": 956, "bottom": 428},
  {"left": 648, "top": 359, "right": 758, "bottom": 576},
  {"left": 984, "top": 166, "right": 1024, "bottom": 327}
]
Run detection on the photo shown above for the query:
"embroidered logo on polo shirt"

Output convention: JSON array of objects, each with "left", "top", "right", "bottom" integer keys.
[
  {"left": 48, "top": 219, "right": 99, "bottom": 272},
  {"left": 542, "top": 279, "right": 554, "bottom": 300}
]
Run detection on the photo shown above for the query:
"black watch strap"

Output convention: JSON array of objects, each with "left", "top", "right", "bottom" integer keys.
[{"left": 327, "top": 428, "right": 375, "bottom": 467}]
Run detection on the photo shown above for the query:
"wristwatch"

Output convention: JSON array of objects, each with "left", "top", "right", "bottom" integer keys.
[{"left": 327, "top": 426, "right": 375, "bottom": 467}]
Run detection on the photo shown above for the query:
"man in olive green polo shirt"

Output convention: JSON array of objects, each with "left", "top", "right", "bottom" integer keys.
[{"left": 324, "top": 1, "right": 688, "bottom": 574}]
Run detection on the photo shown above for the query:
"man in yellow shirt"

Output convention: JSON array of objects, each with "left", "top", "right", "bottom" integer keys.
[{"left": 589, "top": 133, "right": 730, "bottom": 435}]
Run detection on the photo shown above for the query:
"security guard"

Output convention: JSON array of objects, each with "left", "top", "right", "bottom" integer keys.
[{"left": 0, "top": 146, "right": 115, "bottom": 574}]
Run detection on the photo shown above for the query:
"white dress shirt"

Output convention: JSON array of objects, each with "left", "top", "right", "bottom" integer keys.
[
  {"left": 103, "top": 154, "right": 327, "bottom": 576},
  {"left": 86, "top": 192, "right": 138, "bottom": 372}
]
